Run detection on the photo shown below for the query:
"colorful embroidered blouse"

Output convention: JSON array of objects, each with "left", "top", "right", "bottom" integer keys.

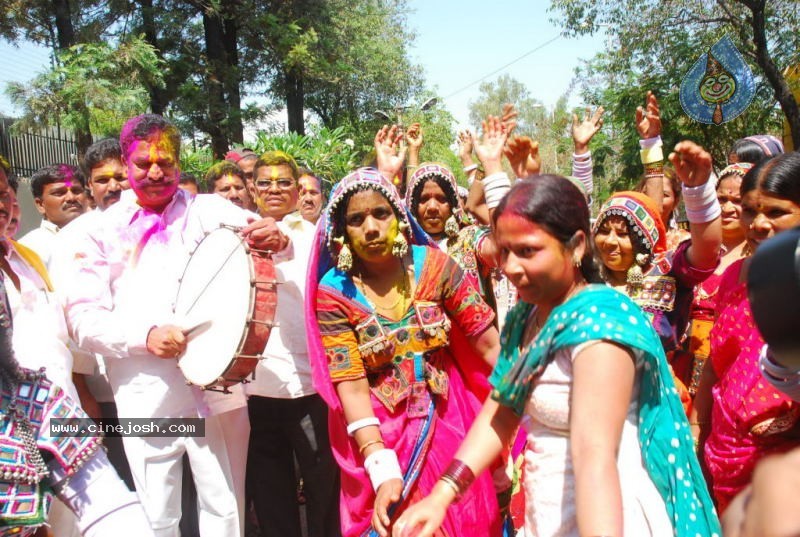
[
  {"left": 1, "top": 371, "right": 101, "bottom": 536},
  {"left": 316, "top": 245, "right": 494, "bottom": 413},
  {"left": 628, "top": 240, "right": 714, "bottom": 353}
]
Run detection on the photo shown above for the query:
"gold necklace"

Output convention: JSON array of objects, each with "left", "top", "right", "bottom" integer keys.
[{"left": 356, "top": 263, "right": 410, "bottom": 313}]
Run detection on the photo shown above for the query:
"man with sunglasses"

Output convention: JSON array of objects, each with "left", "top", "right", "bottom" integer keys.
[{"left": 246, "top": 151, "right": 341, "bottom": 537}]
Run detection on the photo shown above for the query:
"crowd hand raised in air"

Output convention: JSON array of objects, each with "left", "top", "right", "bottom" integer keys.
[
  {"left": 635, "top": 91, "right": 661, "bottom": 139},
  {"left": 241, "top": 216, "right": 289, "bottom": 253},
  {"left": 475, "top": 115, "right": 510, "bottom": 176},
  {"left": 504, "top": 135, "right": 541, "bottom": 179},
  {"left": 500, "top": 103, "right": 518, "bottom": 135},
  {"left": 572, "top": 105, "right": 604, "bottom": 154},
  {"left": 669, "top": 140, "right": 713, "bottom": 187},
  {"left": 375, "top": 124, "right": 407, "bottom": 181},
  {"left": 457, "top": 129, "right": 475, "bottom": 166},
  {"left": 372, "top": 477, "right": 404, "bottom": 537}
]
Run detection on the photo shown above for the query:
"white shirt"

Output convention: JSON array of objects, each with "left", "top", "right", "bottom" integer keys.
[
  {"left": 2, "top": 240, "right": 79, "bottom": 401},
  {"left": 19, "top": 219, "right": 59, "bottom": 269},
  {"left": 51, "top": 210, "right": 114, "bottom": 402},
  {"left": 247, "top": 211, "right": 316, "bottom": 399},
  {"left": 62, "top": 189, "right": 261, "bottom": 418}
]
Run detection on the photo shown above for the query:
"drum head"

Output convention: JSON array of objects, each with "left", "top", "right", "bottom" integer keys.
[{"left": 174, "top": 227, "right": 253, "bottom": 386}]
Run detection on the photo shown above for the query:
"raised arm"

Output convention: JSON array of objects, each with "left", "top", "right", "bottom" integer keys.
[
  {"left": 572, "top": 106, "right": 604, "bottom": 196},
  {"left": 405, "top": 122, "right": 423, "bottom": 170},
  {"left": 668, "top": 141, "right": 722, "bottom": 270},
  {"left": 636, "top": 91, "right": 665, "bottom": 214},
  {"left": 374, "top": 125, "right": 407, "bottom": 184}
]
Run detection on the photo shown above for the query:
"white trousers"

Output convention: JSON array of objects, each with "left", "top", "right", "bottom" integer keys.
[{"left": 122, "top": 407, "right": 249, "bottom": 537}]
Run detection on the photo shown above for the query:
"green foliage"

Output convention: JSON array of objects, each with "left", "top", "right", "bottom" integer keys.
[
  {"left": 4, "top": 35, "right": 164, "bottom": 140},
  {"left": 548, "top": 0, "right": 792, "bottom": 195}
]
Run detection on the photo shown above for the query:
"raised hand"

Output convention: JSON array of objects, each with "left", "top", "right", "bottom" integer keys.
[
  {"left": 668, "top": 141, "right": 713, "bottom": 187},
  {"left": 572, "top": 106, "right": 604, "bottom": 154},
  {"left": 405, "top": 123, "right": 423, "bottom": 152},
  {"left": 475, "top": 115, "right": 509, "bottom": 176},
  {"left": 457, "top": 129, "right": 475, "bottom": 164},
  {"left": 636, "top": 91, "right": 662, "bottom": 139},
  {"left": 500, "top": 103, "right": 518, "bottom": 136},
  {"left": 374, "top": 125, "right": 406, "bottom": 180},
  {"left": 504, "top": 135, "right": 541, "bottom": 178}
]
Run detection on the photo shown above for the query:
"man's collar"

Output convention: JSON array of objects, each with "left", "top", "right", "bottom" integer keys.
[{"left": 40, "top": 219, "right": 60, "bottom": 234}]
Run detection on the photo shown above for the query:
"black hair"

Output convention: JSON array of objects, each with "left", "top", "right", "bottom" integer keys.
[
  {"left": 120, "top": 114, "right": 181, "bottom": 160},
  {"left": 742, "top": 152, "right": 800, "bottom": 202},
  {"left": 30, "top": 164, "right": 86, "bottom": 198},
  {"left": 83, "top": 138, "right": 122, "bottom": 176},
  {"left": 179, "top": 172, "right": 198, "bottom": 185},
  {"left": 493, "top": 175, "right": 602, "bottom": 283},
  {"left": 204, "top": 161, "right": 244, "bottom": 187}
]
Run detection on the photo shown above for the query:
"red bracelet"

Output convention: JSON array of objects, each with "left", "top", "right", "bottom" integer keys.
[{"left": 439, "top": 459, "right": 475, "bottom": 501}]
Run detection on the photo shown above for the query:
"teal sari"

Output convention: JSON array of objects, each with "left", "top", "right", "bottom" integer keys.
[{"left": 490, "top": 284, "right": 720, "bottom": 536}]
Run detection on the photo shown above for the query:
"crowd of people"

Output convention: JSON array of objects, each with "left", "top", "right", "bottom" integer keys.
[{"left": 1, "top": 89, "right": 799, "bottom": 537}]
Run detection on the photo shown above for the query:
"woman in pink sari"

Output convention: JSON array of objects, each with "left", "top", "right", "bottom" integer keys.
[
  {"left": 305, "top": 168, "right": 502, "bottom": 537},
  {"left": 700, "top": 152, "right": 800, "bottom": 513}
]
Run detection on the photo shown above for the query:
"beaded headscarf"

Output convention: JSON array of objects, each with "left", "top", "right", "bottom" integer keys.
[
  {"left": 324, "top": 167, "right": 411, "bottom": 255},
  {"left": 594, "top": 191, "right": 667, "bottom": 256},
  {"left": 405, "top": 163, "right": 460, "bottom": 210},
  {"left": 717, "top": 162, "right": 753, "bottom": 185}
]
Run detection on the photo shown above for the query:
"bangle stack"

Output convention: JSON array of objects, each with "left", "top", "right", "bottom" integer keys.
[
  {"left": 358, "top": 439, "right": 385, "bottom": 455},
  {"left": 482, "top": 172, "right": 511, "bottom": 209},
  {"left": 682, "top": 180, "right": 721, "bottom": 224},
  {"left": 438, "top": 459, "right": 475, "bottom": 502}
]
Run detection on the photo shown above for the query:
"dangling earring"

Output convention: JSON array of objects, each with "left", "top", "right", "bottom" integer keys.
[
  {"left": 444, "top": 215, "right": 459, "bottom": 238},
  {"left": 626, "top": 253, "right": 649, "bottom": 288},
  {"left": 392, "top": 222, "right": 409, "bottom": 258},
  {"left": 334, "top": 236, "right": 353, "bottom": 272}
]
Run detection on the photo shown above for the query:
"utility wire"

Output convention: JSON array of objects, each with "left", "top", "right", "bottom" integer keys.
[{"left": 443, "top": 34, "right": 563, "bottom": 100}]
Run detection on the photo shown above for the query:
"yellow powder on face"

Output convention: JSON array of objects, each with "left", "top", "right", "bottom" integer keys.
[{"left": 270, "top": 166, "right": 280, "bottom": 180}]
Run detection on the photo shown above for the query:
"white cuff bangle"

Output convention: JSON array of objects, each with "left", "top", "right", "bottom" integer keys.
[
  {"left": 682, "top": 180, "right": 721, "bottom": 224},
  {"left": 346, "top": 417, "right": 380, "bottom": 437},
  {"left": 463, "top": 164, "right": 478, "bottom": 173},
  {"left": 482, "top": 172, "right": 511, "bottom": 209},
  {"left": 364, "top": 448, "right": 403, "bottom": 492}
]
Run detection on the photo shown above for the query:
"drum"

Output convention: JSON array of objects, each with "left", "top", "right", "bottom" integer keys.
[{"left": 173, "top": 225, "right": 278, "bottom": 392}]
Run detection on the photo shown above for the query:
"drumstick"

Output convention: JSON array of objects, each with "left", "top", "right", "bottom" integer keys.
[{"left": 182, "top": 320, "right": 213, "bottom": 341}]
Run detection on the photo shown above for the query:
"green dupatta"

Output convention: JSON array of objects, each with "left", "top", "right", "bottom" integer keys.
[{"left": 489, "top": 284, "right": 720, "bottom": 536}]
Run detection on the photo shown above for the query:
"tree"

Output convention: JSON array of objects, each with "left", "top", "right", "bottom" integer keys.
[
  {"left": 549, "top": 0, "right": 797, "bottom": 178},
  {"left": 247, "top": 0, "right": 424, "bottom": 135},
  {"left": 5, "top": 36, "right": 164, "bottom": 159}
]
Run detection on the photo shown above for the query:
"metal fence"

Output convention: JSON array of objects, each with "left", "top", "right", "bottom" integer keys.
[{"left": 0, "top": 116, "right": 80, "bottom": 178}]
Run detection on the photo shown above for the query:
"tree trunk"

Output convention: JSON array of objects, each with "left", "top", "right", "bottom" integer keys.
[
  {"left": 51, "top": 0, "right": 75, "bottom": 49},
  {"left": 747, "top": 0, "right": 800, "bottom": 145},
  {"left": 137, "top": 0, "right": 165, "bottom": 114},
  {"left": 222, "top": 9, "right": 243, "bottom": 145},
  {"left": 285, "top": 69, "right": 305, "bottom": 135}
]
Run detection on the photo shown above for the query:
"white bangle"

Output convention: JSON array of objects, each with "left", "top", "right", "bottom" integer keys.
[
  {"left": 482, "top": 172, "right": 511, "bottom": 209},
  {"left": 682, "top": 180, "right": 721, "bottom": 224},
  {"left": 346, "top": 417, "right": 380, "bottom": 437},
  {"left": 463, "top": 164, "right": 478, "bottom": 173},
  {"left": 364, "top": 448, "right": 403, "bottom": 492}
]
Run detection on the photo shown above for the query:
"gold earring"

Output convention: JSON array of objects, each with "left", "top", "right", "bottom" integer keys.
[{"left": 334, "top": 236, "right": 353, "bottom": 272}]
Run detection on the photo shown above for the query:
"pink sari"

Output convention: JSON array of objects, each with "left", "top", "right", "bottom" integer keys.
[{"left": 704, "top": 258, "right": 800, "bottom": 512}]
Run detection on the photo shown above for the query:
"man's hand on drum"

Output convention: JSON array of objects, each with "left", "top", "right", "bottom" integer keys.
[
  {"left": 147, "top": 325, "right": 187, "bottom": 359},
  {"left": 241, "top": 217, "right": 289, "bottom": 253}
]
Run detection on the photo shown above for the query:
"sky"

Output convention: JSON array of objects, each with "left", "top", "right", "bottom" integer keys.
[{"left": 0, "top": 1, "right": 607, "bottom": 132}]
